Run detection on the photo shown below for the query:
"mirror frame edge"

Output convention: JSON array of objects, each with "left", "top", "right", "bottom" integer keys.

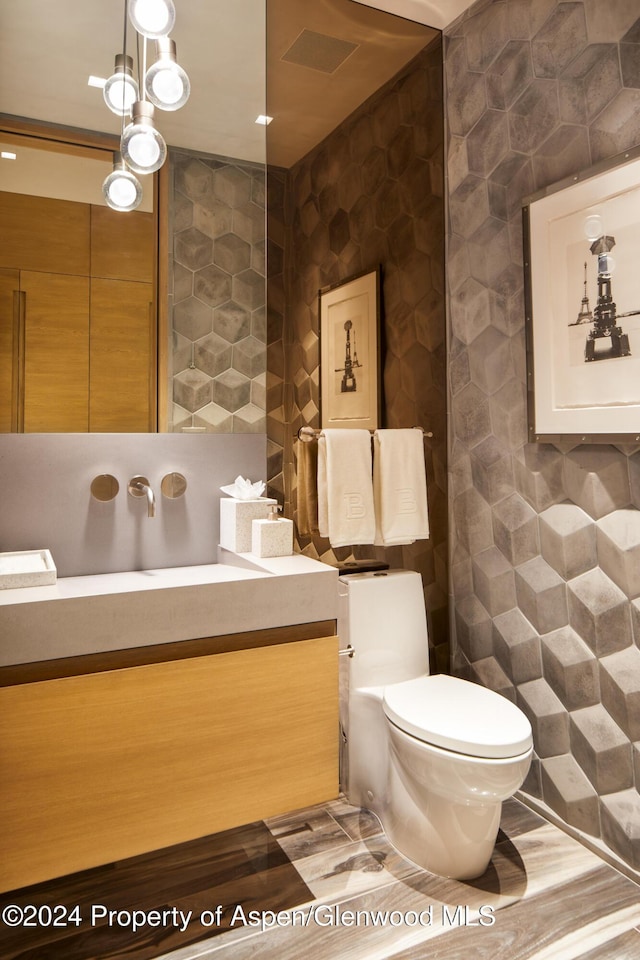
[{"left": 157, "top": 161, "right": 168, "bottom": 433}]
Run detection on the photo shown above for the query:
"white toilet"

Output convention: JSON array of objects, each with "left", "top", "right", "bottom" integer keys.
[{"left": 338, "top": 569, "right": 533, "bottom": 880}]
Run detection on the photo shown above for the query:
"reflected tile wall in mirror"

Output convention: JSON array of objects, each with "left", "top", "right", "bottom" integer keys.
[{"left": 168, "top": 151, "right": 267, "bottom": 434}]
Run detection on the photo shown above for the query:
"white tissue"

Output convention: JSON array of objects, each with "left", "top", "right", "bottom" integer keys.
[{"left": 220, "top": 476, "right": 266, "bottom": 500}]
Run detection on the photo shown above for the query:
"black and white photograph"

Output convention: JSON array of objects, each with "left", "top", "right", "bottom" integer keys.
[
  {"left": 525, "top": 149, "right": 640, "bottom": 440},
  {"left": 319, "top": 268, "right": 381, "bottom": 430}
]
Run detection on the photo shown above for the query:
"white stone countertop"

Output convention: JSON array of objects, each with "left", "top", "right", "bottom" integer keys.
[{"left": 0, "top": 550, "right": 338, "bottom": 667}]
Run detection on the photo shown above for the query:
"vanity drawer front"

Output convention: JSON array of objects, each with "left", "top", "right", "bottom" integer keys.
[{"left": 0, "top": 635, "right": 338, "bottom": 892}]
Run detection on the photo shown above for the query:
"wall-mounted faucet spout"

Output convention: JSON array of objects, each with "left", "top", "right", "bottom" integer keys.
[{"left": 128, "top": 476, "right": 156, "bottom": 517}]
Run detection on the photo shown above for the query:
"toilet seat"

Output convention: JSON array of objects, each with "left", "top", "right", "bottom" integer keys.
[{"left": 383, "top": 674, "right": 533, "bottom": 760}]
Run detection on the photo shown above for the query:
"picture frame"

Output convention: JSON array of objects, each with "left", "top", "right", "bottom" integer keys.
[
  {"left": 523, "top": 146, "right": 640, "bottom": 443},
  {"left": 319, "top": 267, "right": 381, "bottom": 430}
]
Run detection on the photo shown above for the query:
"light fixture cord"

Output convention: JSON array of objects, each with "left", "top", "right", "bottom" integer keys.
[
  {"left": 120, "top": 0, "right": 128, "bottom": 135},
  {"left": 142, "top": 35, "right": 147, "bottom": 101}
]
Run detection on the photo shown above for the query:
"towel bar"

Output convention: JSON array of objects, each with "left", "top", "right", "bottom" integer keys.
[{"left": 296, "top": 425, "right": 433, "bottom": 442}]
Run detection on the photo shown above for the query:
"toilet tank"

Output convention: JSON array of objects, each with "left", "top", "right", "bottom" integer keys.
[{"left": 338, "top": 570, "right": 429, "bottom": 688}]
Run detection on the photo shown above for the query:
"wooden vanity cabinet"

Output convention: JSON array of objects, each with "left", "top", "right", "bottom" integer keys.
[{"left": 0, "top": 624, "right": 339, "bottom": 893}]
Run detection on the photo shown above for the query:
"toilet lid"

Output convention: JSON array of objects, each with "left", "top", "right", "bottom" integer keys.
[{"left": 383, "top": 674, "right": 533, "bottom": 760}]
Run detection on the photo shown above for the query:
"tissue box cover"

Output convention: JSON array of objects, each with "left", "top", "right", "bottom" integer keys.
[{"left": 219, "top": 498, "right": 277, "bottom": 553}]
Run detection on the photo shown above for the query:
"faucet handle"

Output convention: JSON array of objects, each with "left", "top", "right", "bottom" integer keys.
[
  {"left": 161, "top": 472, "right": 187, "bottom": 498},
  {"left": 91, "top": 474, "right": 119, "bottom": 502},
  {"left": 128, "top": 475, "right": 150, "bottom": 497},
  {"left": 128, "top": 475, "right": 156, "bottom": 518}
]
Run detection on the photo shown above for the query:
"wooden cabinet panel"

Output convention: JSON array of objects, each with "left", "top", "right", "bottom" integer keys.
[
  {"left": 21, "top": 271, "right": 89, "bottom": 432},
  {"left": 0, "top": 636, "right": 339, "bottom": 892},
  {"left": 90, "top": 278, "right": 155, "bottom": 431},
  {"left": 0, "top": 193, "right": 157, "bottom": 431},
  {"left": 0, "top": 268, "right": 20, "bottom": 432},
  {"left": 90, "top": 204, "right": 155, "bottom": 283},
  {"left": 0, "top": 192, "right": 90, "bottom": 276}
]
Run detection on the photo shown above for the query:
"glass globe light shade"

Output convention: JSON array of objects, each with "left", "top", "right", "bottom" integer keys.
[
  {"left": 103, "top": 54, "right": 139, "bottom": 116},
  {"left": 598, "top": 254, "right": 616, "bottom": 275},
  {"left": 121, "top": 101, "right": 167, "bottom": 174},
  {"left": 583, "top": 214, "right": 603, "bottom": 241},
  {"left": 145, "top": 38, "right": 190, "bottom": 110},
  {"left": 102, "top": 154, "right": 143, "bottom": 212},
  {"left": 129, "top": 0, "right": 175, "bottom": 39}
]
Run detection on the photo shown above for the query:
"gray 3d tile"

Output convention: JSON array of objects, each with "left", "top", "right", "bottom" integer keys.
[
  {"left": 563, "top": 446, "right": 631, "bottom": 520},
  {"left": 493, "top": 606, "right": 543, "bottom": 683},
  {"left": 568, "top": 568, "right": 632, "bottom": 656},
  {"left": 570, "top": 704, "right": 633, "bottom": 794},
  {"left": 517, "top": 677, "right": 570, "bottom": 758},
  {"left": 472, "top": 545, "right": 517, "bottom": 616},
  {"left": 454, "top": 594, "right": 494, "bottom": 663},
  {"left": 493, "top": 492, "right": 540, "bottom": 566},
  {"left": 470, "top": 436, "right": 514, "bottom": 505},
  {"left": 515, "top": 556, "right": 568, "bottom": 634},
  {"left": 596, "top": 509, "right": 640, "bottom": 598},
  {"left": 541, "top": 625, "right": 600, "bottom": 710},
  {"left": 513, "top": 445, "right": 565, "bottom": 513},
  {"left": 541, "top": 753, "right": 600, "bottom": 835},
  {"left": 470, "top": 655, "right": 516, "bottom": 701},
  {"left": 598, "top": 645, "right": 640, "bottom": 742},
  {"left": 539, "top": 502, "right": 597, "bottom": 580},
  {"left": 453, "top": 486, "right": 494, "bottom": 556},
  {"left": 600, "top": 789, "right": 640, "bottom": 870}
]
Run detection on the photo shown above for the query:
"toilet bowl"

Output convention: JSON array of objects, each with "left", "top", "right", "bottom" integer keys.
[{"left": 338, "top": 570, "right": 533, "bottom": 880}]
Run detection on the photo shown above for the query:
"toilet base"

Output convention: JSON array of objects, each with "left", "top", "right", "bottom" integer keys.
[
  {"left": 384, "top": 759, "right": 502, "bottom": 879},
  {"left": 382, "top": 723, "right": 531, "bottom": 879},
  {"left": 343, "top": 687, "right": 532, "bottom": 881}
]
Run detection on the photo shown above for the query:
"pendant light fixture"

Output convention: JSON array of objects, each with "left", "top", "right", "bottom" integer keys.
[
  {"left": 102, "top": 152, "right": 144, "bottom": 211},
  {"left": 95, "top": 0, "right": 189, "bottom": 209},
  {"left": 128, "top": 0, "right": 176, "bottom": 39},
  {"left": 121, "top": 100, "right": 167, "bottom": 174},
  {"left": 100, "top": 0, "right": 143, "bottom": 210},
  {"left": 103, "top": 53, "right": 139, "bottom": 115},
  {"left": 145, "top": 38, "right": 190, "bottom": 110}
]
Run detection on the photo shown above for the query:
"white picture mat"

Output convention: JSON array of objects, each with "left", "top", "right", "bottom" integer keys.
[
  {"left": 528, "top": 154, "right": 640, "bottom": 437},
  {"left": 320, "top": 270, "right": 379, "bottom": 430}
]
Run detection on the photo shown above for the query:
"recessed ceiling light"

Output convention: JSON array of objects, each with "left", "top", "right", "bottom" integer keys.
[
  {"left": 1, "top": 151, "right": 17, "bottom": 160},
  {"left": 88, "top": 75, "right": 107, "bottom": 88},
  {"left": 255, "top": 115, "right": 273, "bottom": 125}
]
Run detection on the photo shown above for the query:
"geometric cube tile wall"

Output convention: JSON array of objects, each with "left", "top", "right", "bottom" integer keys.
[
  {"left": 445, "top": 0, "right": 640, "bottom": 872},
  {"left": 168, "top": 151, "right": 266, "bottom": 433},
  {"left": 266, "top": 38, "right": 449, "bottom": 669}
]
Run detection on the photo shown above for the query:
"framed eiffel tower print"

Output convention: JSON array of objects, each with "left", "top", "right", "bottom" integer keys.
[
  {"left": 319, "top": 267, "right": 381, "bottom": 431},
  {"left": 524, "top": 147, "right": 640, "bottom": 442}
]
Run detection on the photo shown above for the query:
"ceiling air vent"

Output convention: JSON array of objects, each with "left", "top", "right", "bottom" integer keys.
[{"left": 281, "top": 29, "right": 358, "bottom": 74}]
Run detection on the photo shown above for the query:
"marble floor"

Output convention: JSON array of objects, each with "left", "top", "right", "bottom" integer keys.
[{"left": 2, "top": 796, "right": 640, "bottom": 960}]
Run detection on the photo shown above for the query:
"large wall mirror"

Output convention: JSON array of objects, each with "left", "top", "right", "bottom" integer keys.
[
  {"left": 0, "top": 0, "right": 438, "bottom": 434},
  {"left": 0, "top": 0, "right": 266, "bottom": 434}
]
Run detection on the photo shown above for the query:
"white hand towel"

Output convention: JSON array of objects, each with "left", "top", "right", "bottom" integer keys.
[
  {"left": 317, "top": 429, "right": 376, "bottom": 548},
  {"left": 373, "top": 429, "right": 430, "bottom": 545}
]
